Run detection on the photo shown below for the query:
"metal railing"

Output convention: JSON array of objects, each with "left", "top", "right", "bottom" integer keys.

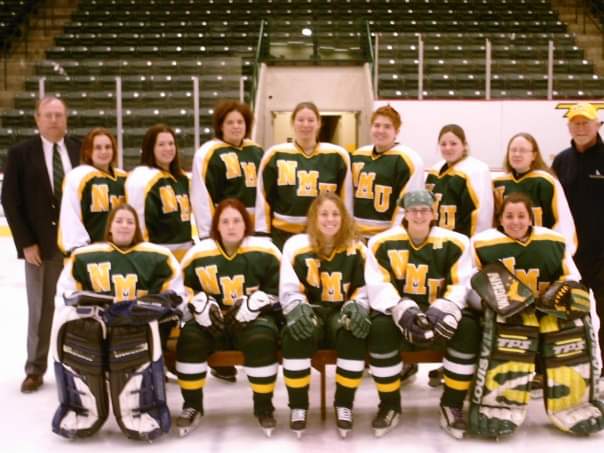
[
  {"left": 370, "top": 32, "right": 599, "bottom": 100},
  {"left": 30, "top": 70, "right": 243, "bottom": 169},
  {"left": 250, "top": 19, "right": 266, "bottom": 111}
]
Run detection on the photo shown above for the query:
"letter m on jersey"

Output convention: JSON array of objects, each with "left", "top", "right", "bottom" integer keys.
[
  {"left": 90, "top": 184, "right": 110, "bottom": 213},
  {"left": 386, "top": 250, "right": 428, "bottom": 295},
  {"left": 86, "top": 262, "right": 112, "bottom": 292}
]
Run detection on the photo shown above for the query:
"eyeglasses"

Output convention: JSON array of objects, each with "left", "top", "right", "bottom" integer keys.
[{"left": 406, "top": 207, "right": 433, "bottom": 215}]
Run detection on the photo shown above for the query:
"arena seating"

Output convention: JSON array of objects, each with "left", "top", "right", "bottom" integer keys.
[
  {"left": 0, "top": 0, "right": 603, "bottom": 169},
  {"left": 0, "top": 0, "right": 40, "bottom": 54}
]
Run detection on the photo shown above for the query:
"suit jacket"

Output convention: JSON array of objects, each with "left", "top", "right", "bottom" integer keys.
[{"left": 1, "top": 134, "right": 81, "bottom": 259}]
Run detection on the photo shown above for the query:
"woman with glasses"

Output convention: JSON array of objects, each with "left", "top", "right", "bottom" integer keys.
[
  {"left": 365, "top": 189, "right": 480, "bottom": 439},
  {"left": 493, "top": 132, "right": 576, "bottom": 255}
]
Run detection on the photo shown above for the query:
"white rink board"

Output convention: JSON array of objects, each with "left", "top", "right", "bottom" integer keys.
[{"left": 377, "top": 100, "right": 604, "bottom": 170}]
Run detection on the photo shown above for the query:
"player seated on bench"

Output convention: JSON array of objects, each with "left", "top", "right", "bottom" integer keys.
[
  {"left": 51, "top": 204, "right": 185, "bottom": 441},
  {"left": 280, "top": 192, "right": 370, "bottom": 439},
  {"left": 365, "top": 189, "right": 481, "bottom": 439},
  {"left": 174, "top": 198, "right": 282, "bottom": 438},
  {"left": 469, "top": 192, "right": 604, "bottom": 439}
]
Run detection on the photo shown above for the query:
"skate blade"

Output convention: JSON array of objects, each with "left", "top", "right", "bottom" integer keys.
[
  {"left": 373, "top": 415, "right": 400, "bottom": 438},
  {"left": 338, "top": 427, "right": 351, "bottom": 438},
  {"left": 293, "top": 429, "right": 304, "bottom": 439},
  {"left": 262, "top": 427, "right": 274, "bottom": 438},
  {"left": 400, "top": 374, "right": 417, "bottom": 386},
  {"left": 178, "top": 427, "right": 192, "bottom": 438},
  {"left": 178, "top": 424, "right": 200, "bottom": 438},
  {"left": 428, "top": 378, "right": 444, "bottom": 388},
  {"left": 439, "top": 420, "right": 465, "bottom": 440},
  {"left": 530, "top": 389, "right": 544, "bottom": 399}
]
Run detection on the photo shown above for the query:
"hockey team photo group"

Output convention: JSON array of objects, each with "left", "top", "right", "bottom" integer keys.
[{"left": 2, "top": 95, "right": 604, "bottom": 448}]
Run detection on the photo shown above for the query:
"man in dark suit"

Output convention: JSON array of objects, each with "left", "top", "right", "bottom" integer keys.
[{"left": 1, "top": 96, "right": 80, "bottom": 393}]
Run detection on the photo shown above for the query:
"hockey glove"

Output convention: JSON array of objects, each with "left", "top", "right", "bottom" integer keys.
[
  {"left": 63, "top": 290, "right": 114, "bottom": 307},
  {"left": 224, "top": 291, "right": 276, "bottom": 329},
  {"left": 237, "top": 291, "right": 276, "bottom": 323},
  {"left": 63, "top": 291, "right": 113, "bottom": 319},
  {"left": 285, "top": 301, "right": 317, "bottom": 341},
  {"left": 391, "top": 299, "right": 434, "bottom": 345},
  {"left": 471, "top": 261, "right": 534, "bottom": 318},
  {"left": 538, "top": 280, "right": 591, "bottom": 320},
  {"left": 425, "top": 298, "right": 462, "bottom": 341},
  {"left": 188, "top": 292, "right": 224, "bottom": 337},
  {"left": 139, "top": 291, "right": 182, "bottom": 310},
  {"left": 130, "top": 291, "right": 184, "bottom": 323},
  {"left": 339, "top": 300, "right": 371, "bottom": 339}
]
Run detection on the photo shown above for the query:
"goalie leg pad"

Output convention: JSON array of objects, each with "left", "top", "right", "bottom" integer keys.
[
  {"left": 108, "top": 321, "right": 170, "bottom": 441},
  {"left": 541, "top": 314, "right": 604, "bottom": 435},
  {"left": 52, "top": 318, "right": 109, "bottom": 439},
  {"left": 468, "top": 309, "right": 539, "bottom": 438}
]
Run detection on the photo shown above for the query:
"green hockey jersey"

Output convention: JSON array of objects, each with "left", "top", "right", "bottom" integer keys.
[
  {"left": 191, "top": 138, "right": 263, "bottom": 238},
  {"left": 58, "top": 164, "right": 127, "bottom": 254},
  {"left": 280, "top": 233, "right": 368, "bottom": 312},
  {"left": 366, "top": 225, "right": 472, "bottom": 312},
  {"left": 56, "top": 241, "right": 184, "bottom": 302},
  {"left": 125, "top": 166, "right": 192, "bottom": 247},
  {"left": 255, "top": 142, "right": 353, "bottom": 237},
  {"left": 351, "top": 143, "right": 424, "bottom": 237},
  {"left": 470, "top": 226, "right": 581, "bottom": 296},
  {"left": 180, "top": 236, "right": 281, "bottom": 307},
  {"left": 492, "top": 169, "right": 577, "bottom": 255},
  {"left": 426, "top": 156, "right": 494, "bottom": 237}
]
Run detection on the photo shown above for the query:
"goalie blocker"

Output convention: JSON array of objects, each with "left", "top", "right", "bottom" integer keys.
[{"left": 470, "top": 261, "right": 535, "bottom": 318}]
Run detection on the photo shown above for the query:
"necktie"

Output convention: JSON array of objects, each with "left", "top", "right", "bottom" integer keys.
[{"left": 53, "top": 143, "right": 64, "bottom": 201}]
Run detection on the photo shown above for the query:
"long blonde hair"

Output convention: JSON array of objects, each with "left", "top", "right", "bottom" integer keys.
[{"left": 306, "top": 192, "right": 357, "bottom": 258}]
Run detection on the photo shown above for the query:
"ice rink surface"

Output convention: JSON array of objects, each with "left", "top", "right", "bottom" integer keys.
[{"left": 0, "top": 236, "right": 602, "bottom": 453}]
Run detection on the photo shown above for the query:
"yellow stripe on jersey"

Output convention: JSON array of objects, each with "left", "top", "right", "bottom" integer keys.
[{"left": 272, "top": 217, "right": 306, "bottom": 234}]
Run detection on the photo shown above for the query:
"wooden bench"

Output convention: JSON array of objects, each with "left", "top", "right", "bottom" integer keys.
[{"left": 205, "top": 349, "right": 444, "bottom": 420}]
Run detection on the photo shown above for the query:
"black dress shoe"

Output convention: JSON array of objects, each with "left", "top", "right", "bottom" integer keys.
[{"left": 21, "top": 375, "right": 43, "bottom": 393}]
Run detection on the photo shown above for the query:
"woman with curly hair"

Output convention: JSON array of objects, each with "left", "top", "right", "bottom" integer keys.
[{"left": 280, "top": 192, "right": 368, "bottom": 438}]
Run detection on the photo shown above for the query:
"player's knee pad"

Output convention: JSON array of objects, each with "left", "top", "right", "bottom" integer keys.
[
  {"left": 540, "top": 314, "right": 604, "bottom": 435},
  {"left": 245, "top": 315, "right": 280, "bottom": 339},
  {"left": 52, "top": 317, "right": 109, "bottom": 439},
  {"left": 468, "top": 309, "right": 539, "bottom": 438},
  {"left": 368, "top": 314, "right": 401, "bottom": 357},
  {"left": 107, "top": 320, "right": 170, "bottom": 441},
  {"left": 335, "top": 328, "right": 367, "bottom": 361},
  {"left": 238, "top": 317, "right": 279, "bottom": 363},
  {"left": 176, "top": 321, "right": 214, "bottom": 364},
  {"left": 450, "top": 310, "right": 482, "bottom": 352}
]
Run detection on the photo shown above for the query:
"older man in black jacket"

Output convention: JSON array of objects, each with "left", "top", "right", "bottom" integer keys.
[
  {"left": 552, "top": 102, "right": 604, "bottom": 375},
  {"left": 1, "top": 96, "right": 80, "bottom": 393}
]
